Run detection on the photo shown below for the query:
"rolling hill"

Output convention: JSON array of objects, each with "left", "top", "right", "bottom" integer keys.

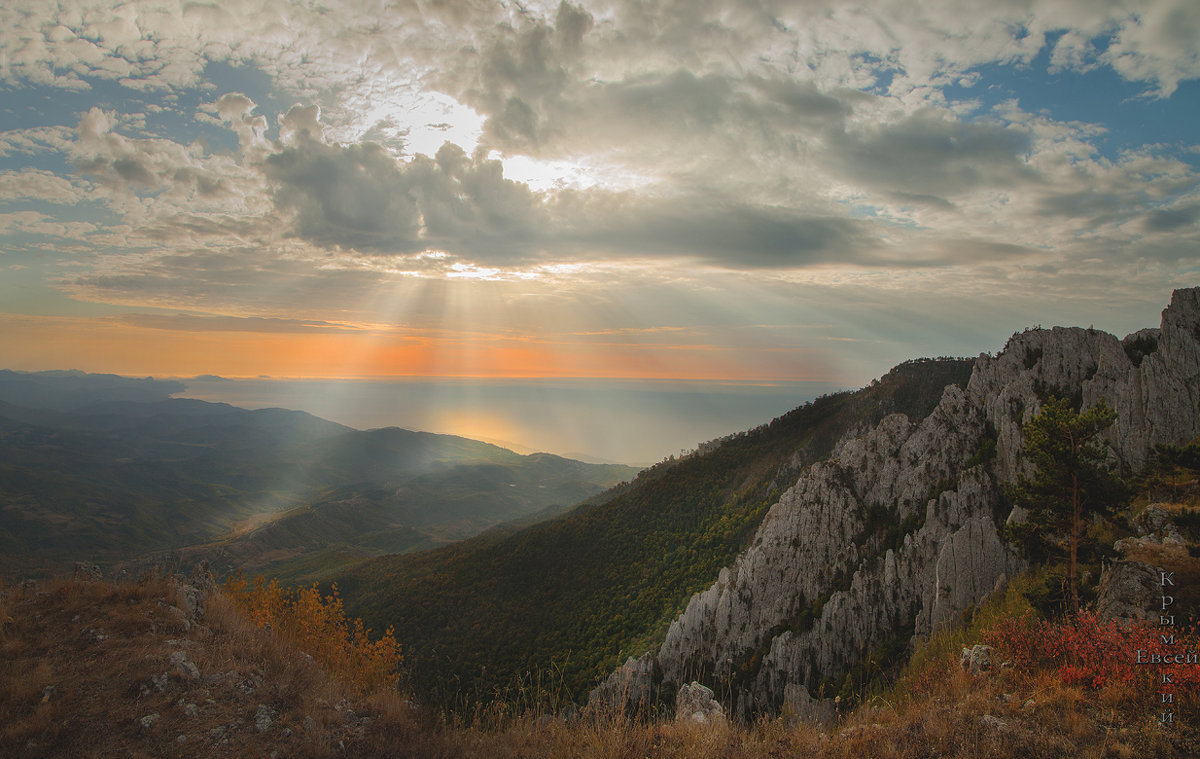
[{"left": 0, "top": 370, "right": 638, "bottom": 578}]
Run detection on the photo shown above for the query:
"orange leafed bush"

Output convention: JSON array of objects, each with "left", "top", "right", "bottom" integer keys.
[{"left": 224, "top": 573, "right": 402, "bottom": 695}]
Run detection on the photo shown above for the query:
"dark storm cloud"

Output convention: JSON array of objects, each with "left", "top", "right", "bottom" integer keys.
[
  {"left": 580, "top": 196, "right": 870, "bottom": 269},
  {"left": 1037, "top": 190, "right": 1130, "bottom": 221},
  {"left": 572, "top": 69, "right": 853, "bottom": 146},
  {"left": 262, "top": 108, "right": 874, "bottom": 269},
  {"left": 1142, "top": 204, "right": 1199, "bottom": 232},
  {"left": 828, "top": 110, "right": 1037, "bottom": 197},
  {"left": 264, "top": 129, "right": 544, "bottom": 260}
]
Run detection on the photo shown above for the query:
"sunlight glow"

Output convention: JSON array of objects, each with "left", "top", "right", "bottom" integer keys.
[
  {"left": 493, "top": 152, "right": 655, "bottom": 192},
  {"left": 427, "top": 409, "right": 527, "bottom": 450},
  {"left": 354, "top": 90, "right": 486, "bottom": 159},
  {"left": 446, "top": 262, "right": 544, "bottom": 281}
]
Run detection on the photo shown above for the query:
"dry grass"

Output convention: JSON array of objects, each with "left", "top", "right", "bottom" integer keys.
[
  {"left": 0, "top": 574, "right": 428, "bottom": 758},
  {"left": 3, "top": 570, "right": 1200, "bottom": 758}
]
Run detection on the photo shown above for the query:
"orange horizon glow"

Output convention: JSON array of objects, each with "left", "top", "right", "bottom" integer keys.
[{"left": 0, "top": 313, "right": 846, "bottom": 384}]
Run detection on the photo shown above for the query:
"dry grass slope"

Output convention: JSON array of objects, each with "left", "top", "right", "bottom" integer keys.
[{"left": 3, "top": 567, "right": 1200, "bottom": 758}]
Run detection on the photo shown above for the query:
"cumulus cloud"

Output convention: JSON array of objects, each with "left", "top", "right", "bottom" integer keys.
[
  {"left": 0, "top": 125, "right": 76, "bottom": 157},
  {"left": 215, "top": 93, "right": 270, "bottom": 153},
  {"left": 0, "top": 210, "right": 96, "bottom": 238},
  {"left": 4, "top": 1, "right": 1196, "bottom": 115},
  {"left": 1, "top": 0, "right": 1197, "bottom": 330},
  {"left": 1102, "top": 0, "right": 1200, "bottom": 97},
  {"left": 264, "top": 131, "right": 544, "bottom": 259},
  {"left": 0, "top": 169, "right": 91, "bottom": 204},
  {"left": 450, "top": 1, "right": 595, "bottom": 150},
  {"left": 73, "top": 107, "right": 230, "bottom": 198},
  {"left": 255, "top": 102, "right": 880, "bottom": 267}
]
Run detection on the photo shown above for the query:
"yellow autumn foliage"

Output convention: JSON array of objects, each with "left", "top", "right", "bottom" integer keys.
[{"left": 224, "top": 573, "right": 402, "bottom": 695}]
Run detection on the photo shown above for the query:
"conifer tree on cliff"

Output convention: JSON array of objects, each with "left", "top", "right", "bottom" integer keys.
[{"left": 1007, "top": 395, "right": 1123, "bottom": 613}]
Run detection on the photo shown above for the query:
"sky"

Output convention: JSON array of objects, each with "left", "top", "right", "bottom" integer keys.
[{"left": 1, "top": 1, "right": 1198, "bottom": 461}]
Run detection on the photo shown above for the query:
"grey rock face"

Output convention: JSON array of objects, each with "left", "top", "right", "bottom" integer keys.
[
  {"left": 1095, "top": 561, "right": 1161, "bottom": 622},
  {"left": 588, "top": 652, "right": 657, "bottom": 714},
  {"left": 590, "top": 288, "right": 1200, "bottom": 719},
  {"left": 675, "top": 682, "right": 724, "bottom": 724},
  {"left": 781, "top": 682, "right": 835, "bottom": 725},
  {"left": 1132, "top": 504, "right": 1186, "bottom": 544}
]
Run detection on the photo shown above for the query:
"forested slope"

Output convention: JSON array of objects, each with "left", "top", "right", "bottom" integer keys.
[{"left": 338, "top": 358, "right": 974, "bottom": 706}]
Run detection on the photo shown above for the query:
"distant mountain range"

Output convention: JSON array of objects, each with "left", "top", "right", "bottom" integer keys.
[{"left": 0, "top": 370, "right": 639, "bottom": 579}]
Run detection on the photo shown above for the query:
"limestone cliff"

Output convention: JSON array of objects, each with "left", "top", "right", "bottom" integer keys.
[{"left": 591, "top": 288, "right": 1200, "bottom": 718}]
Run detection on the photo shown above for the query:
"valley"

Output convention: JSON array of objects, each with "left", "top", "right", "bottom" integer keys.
[{"left": 0, "top": 370, "right": 638, "bottom": 580}]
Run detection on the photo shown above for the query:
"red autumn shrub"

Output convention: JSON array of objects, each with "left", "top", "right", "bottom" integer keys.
[{"left": 982, "top": 610, "right": 1200, "bottom": 692}]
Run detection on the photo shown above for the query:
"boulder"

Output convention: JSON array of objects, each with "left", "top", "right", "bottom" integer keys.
[
  {"left": 1132, "top": 505, "right": 1186, "bottom": 544},
  {"left": 675, "top": 681, "right": 724, "bottom": 724},
  {"left": 588, "top": 652, "right": 656, "bottom": 714},
  {"left": 960, "top": 644, "right": 993, "bottom": 675},
  {"left": 255, "top": 704, "right": 276, "bottom": 733},
  {"left": 73, "top": 562, "right": 102, "bottom": 582},
  {"left": 170, "top": 650, "right": 201, "bottom": 680}
]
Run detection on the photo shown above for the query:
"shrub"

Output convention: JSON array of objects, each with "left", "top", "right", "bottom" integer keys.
[
  {"left": 982, "top": 611, "right": 1200, "bottom": 693},
  {"left": 224, "top": 574, "right": 402, "bottom": 695}
]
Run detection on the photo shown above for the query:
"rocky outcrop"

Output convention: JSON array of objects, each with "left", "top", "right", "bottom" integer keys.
[
  {"left": 1095, "top": 561, "right": 1160, "bottom": 622},
  {"left": 1099, "top": 504, "right": 1192, "bottom": 623},
  {"left": 1131, "top": 504, "right": 1187, "bottom": 546},
  {"left": 74, "top": 562, "right": 103, "bottom": 581},
  {"left": 189, "top": 559, "right": 217, "bottom": 592},
  {"left": 675, "top": 682, "right": 724, "bottom": 724},
  {"left": 171, "top": 650, "right": 201, "bottom": 681},
  {"left": 588, "top": 652, "right": 657, "bottom": 713},
  {"left": 781, "top": 682, "right": 836, "bottom": 724},
  {"left": 591, "top": 288, "right": 1200, "bottom": 719}
]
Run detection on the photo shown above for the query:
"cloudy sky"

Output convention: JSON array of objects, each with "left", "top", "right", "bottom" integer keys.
[{"left": 1, "top": 1, "right": 1198, "bottom": 459}]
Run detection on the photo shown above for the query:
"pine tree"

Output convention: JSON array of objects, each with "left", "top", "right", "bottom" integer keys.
[{"left": 1007, "top": 396, "right": 1123, "bottom": 612}]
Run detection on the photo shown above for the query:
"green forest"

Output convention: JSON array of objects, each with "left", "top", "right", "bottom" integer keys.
[{"left": 337, "top": 358, "right": 975, "bottom": 709}]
